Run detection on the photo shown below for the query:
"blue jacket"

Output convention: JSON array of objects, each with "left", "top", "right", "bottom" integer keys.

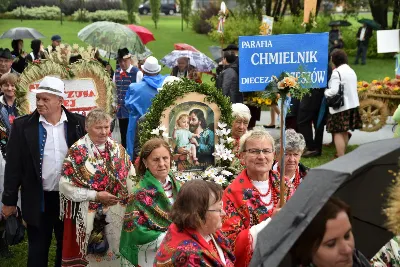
[{"left": 125, "top": 74, "right": 167, "bottom": 157}]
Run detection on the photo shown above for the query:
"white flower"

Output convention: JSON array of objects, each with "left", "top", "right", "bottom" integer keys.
[
  {"left": 204, "top": 168, "right": 218, "bottom": 178},
  {"left": 222, "top": 149, "right": 235, "bottom": 161},
  {"left": 221, "top": 170, "right": 233, "bottom": 176},
  {"left": 159, "top": 125, "right": 167, "bottom": 132},
  {"left": 72, "top": 44, "right": 79, "bottom": 50},
  {"left": 214, "top": 175, "right": 227, "bottom": 185},
  {"left": 226, "top": 137, "right": 235, "bottom": 144},
  {"left": 218, "top": 122, "right": 227, "bottom": 129},
  {"left": 219, "top": 138, "right": 226, "bottom": 145},
  {"left": 150, "top": 128, "right": 160, "bottom": 135},
  {"left": 215, "top": 129, "right": 222, "bottom": 137},
  {"left": 220, "top": 128, "right": 231, "bottom": 136},
  {"left": 162, "top": 132, "right": 169, "bottom": 139}
]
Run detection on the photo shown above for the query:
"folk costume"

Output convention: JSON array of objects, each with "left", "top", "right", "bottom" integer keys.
[
  {"left": 120, "top": 170, "right": 181, "bottom": 266},
  {"left": 154, "top": 223, "right": 235, "bottom": 267},
  {"left": 60, "top": 135, "right": 136, "bottom": 266},
  {"left": 113, "top": 48, "right": 139, "bottom": 148},
  {"left": 271, "top": 161, "right": 308, "bottom": 190},
  {"left": 222, "top": 169, "right": 294, "bottom": 267},
  {"left": 372, "top": 236, "right": 400, "bottom": 267}
]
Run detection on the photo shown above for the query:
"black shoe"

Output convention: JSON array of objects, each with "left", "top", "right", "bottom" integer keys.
[
  {"left": 302, "top": 150, "right": 321, "bottom": 158},
  {"left": 263, "top": 125, "right": 275, "bottom": 128}
]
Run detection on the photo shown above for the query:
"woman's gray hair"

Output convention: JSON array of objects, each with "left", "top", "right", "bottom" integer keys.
[
  {"left": 275, "top": 129, "right": 306, "bottom": 155},
  {"left": 232, "top": 103, "right": 251, "bottom": 121},
  {"left": 85, "top": 108, "right": 112, "bottom": 128},
  {"left": 239, "top": 127, "right": 275, "bottom": 153}
]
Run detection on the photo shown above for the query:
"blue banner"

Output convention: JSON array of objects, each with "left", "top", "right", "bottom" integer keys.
[{"left": 239, "top": 33, "right": 329, "bottom": 92}]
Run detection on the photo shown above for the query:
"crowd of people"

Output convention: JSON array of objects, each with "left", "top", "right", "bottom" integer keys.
[{"left": 0, "top": 27, "right": 397, "bottom": 267}]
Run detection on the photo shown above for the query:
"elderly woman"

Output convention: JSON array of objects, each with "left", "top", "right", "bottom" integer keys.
[
  {"left": 120, "top": 138, "right": 181, "bottom": 267},
  {"left": 155, "top": 180, "right": 235, "bottom": 266},
  {"left": 59, "top": 108, "right": 136, "bottom": 266},
  {"left": 325, "top": 49, "right": 362, "bottom": 157},
  {"left": 291, "top": 197, "right": 371, "bottom": 267},
  {"left": 222, "top": 127, "right": 296, "bottom": 266},
  {"left": 273, "top": 129, "right": 308, "bottom": 193},
  {"left": 231, "top": 103, "right": 251, "bottom": 154}
]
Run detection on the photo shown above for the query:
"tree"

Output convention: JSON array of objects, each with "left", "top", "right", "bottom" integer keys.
[
  {"left": 180, "top": 0, "right": 193, "bottom": 28},
  {"left": 150, "top": 0, "right": 161, "bottom": 28},
  {"left": 59, "top": 0, "right": 63, "bottom": 25},
  {"left": 122, "top": 0, "right": 140, "bottom": 24},
  {"left": 0, "top": 0, "right": 13, "bottom": 13},
  {"left": 393, "top": 0, "right": 400, "bottom": 29}
]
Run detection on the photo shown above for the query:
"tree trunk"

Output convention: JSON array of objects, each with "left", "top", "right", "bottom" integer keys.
[
  {"left": 255, "top": 0, "right": 263, "bottom": 20},
  {"left": 281, "top": 0, "right": 289, "bottom": 17},
  {"left": 393, "top": 0, "right": 400, "bottom": 29},
  {"left": 368, "top": 0, "right": 389, "bottom": 29},
  {"left": 315, "top": 0, "right": 323, "bottom": 16},
  {"left": 289, "top": 0, "right": 301, "bottom": 16},
  {"left": 272, "top": 0, "right": 283, "bottom": 20},
  {"left": 265, "top": 0, "right": 272, "bottom": 16}
]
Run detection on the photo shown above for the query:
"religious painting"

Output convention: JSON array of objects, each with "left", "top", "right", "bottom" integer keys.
[{"left": 160, "top": 92, "right": 221, "bottom": 172}]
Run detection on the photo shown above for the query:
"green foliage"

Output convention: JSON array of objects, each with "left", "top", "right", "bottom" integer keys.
[
  {"left": 4, "top": 5, "right": 64, "bottom": 20},
  {"left": 70, "top": 9, "right": 140, "bottom": 24},
  {"left": 208, "top": 13, "right": 260, "bottom": 44},
  {"left": 139, "top": 79, "right": 233, "bottom": 148},
  {"left": 190, "top": 5, "right": 219, "bottom": 34},
  {"left": 149, "top": 0, "right": 161, "bottom": 28},
  {"left": 121, "top": 0, "right": 140, "bottom": 24},
  {"left": 180, "top": 0, "right": 193, "bottom": 27},
  {"left": 0, "top": 0, "right": 13, "bottom": 13}
]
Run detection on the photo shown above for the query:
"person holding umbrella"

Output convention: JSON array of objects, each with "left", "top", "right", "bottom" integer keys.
[
  {"left": 222, "top": 127, "right": 292, "bottom": 267},
  {"left": 355, "top": 23, "right": 373, "bottom": 65},
  {"left": 10, "top": 39, "right": 26, "bottom": 73},
  {"left": 113, "top": 48, "right": 139, "bottom": 149}
]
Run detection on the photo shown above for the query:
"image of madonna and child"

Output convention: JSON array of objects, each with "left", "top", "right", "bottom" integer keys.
[{"left": 173, "top": 113, "right": 200, "bottom": 165}]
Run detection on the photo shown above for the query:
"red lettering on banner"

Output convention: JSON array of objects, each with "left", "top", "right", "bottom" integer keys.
[
  {"left": 88, "top": 90, "right": 95, "bottom": 97},
  {"left": 64, "top": 99, "right": 76, "bottom": 107},
  {"left": 67, "top": 91, "right": 74, "bottom": 98},
  {"left": 65, "top": 90, "right": 95, "bottom": 98}
]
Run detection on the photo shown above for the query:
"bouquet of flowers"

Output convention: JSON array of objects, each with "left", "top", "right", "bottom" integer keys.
[{"left": 264, "top": 72, "right": 310, "bottom": 100}]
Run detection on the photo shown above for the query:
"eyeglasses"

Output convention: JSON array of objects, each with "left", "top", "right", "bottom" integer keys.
[
  {"left": 207, "top": 209, "right": 224, "bottom": 214},
  {"left": 244, "top": 148, "right": 274, "bottom": 155},
  {"left": 284, "top": 152, "right": 301, "bottom": 158}
]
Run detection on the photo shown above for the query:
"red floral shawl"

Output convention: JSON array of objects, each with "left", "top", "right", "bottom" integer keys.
[
  {"left": 155, "top": 223, "right": 235, "bottom": 267},
  {"left": 221, "top": 169, "right": 292, "bottom": 267}
]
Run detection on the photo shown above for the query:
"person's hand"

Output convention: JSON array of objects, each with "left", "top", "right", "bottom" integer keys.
[
  {"left": 95, "top": 192, "right": 119, "bottom": 206},
  {"left": 272, "top": 207, "right": 281, "bottom": 217},
  {"left": 177, "top": 147, "right": 189, "bottom": 154},
  {"left": 1, "top": 205, "right": 16, "bottom": 219}
]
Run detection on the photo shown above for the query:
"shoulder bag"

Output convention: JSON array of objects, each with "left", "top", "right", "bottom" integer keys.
[{"left": 326, "top": 71, "right": 344, "bottom": 110}]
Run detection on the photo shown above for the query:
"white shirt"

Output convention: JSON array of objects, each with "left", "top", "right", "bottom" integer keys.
[
  {"left": 112, "top": 64, "right": 133, "bottom": 84},
  {"left": 40, "top": 111, "right": 68, "bottom": 191},
  {"left": 136, "top": 70, "right": 143, "bottom": 83},
  {"left": 360, "top": 27, "right": 366, "bottom": 41}
]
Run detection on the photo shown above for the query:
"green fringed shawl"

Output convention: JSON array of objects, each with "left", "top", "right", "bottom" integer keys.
[{"left": 119, "top": 170, "right": 181, "bottom": 265}]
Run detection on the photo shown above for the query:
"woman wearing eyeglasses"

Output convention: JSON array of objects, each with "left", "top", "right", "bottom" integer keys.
[
  {"left": 221, "top": 127, "right": 294, "bottom": 267},
  {"left": 155, "top": 179, "right": 235, "bottom": 266},
  {"left": 272, "top": 129, "right": 308, "bottom": 196}
]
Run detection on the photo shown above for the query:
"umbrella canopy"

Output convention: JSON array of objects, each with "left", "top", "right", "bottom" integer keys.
[
  {"left": 174, "top": 43, "right": 200, "bottom": 52},
  {"left": 160, "top": 50, "right": 217, "bottom": 72},
  {"left": 329, "top": 20, "right": 352, "bottom": 27},
  {"left": 78, "top": 21, "right": 145, "bottom": 55},
  {"left": 126, "top": 24, "right": 155, "bottom": 45},
  {"left": 98, "top": 46, "right": 152, "bottom": 61},
  {"left": 0, "top": 27, "right": 45, "bottom": 39},
  {"left": 250, "top": 138, "right": 400, "bottom": 267},
  {"left": 358, "top": 18, "right": 381, "bottom": 30}
]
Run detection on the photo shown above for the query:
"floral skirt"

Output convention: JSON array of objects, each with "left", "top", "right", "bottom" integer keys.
[{"left": 327, "top": 107, "right": 362, "bottom": 133}]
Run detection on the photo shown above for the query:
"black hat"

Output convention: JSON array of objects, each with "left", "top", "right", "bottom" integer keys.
[
  {"left": 117, "top": 48, "right": 131, "bottom": 60},
  {"left": 0, "top": 48, "right": 12, "bottom": 60},
  {"left": 223, "top": 44, "right": 239, "bottom": 51},
  {"left": 51, "top": 35, "right": 62, "bottom": 41}
]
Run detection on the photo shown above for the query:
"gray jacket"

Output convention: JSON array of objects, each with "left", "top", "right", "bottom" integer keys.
[{"left": 221, "top": 63, "right": 243, "bottom": 103}]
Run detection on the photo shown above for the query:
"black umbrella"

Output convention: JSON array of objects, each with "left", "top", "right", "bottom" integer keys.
[
  {"left": 250, "top": 138, "right": 400, "bottom": 267},
  {"left": 329, "top": 20, "right": 352, "bottom": 27},
  {"left": 0, "top": 27, "right": 45, "bottom": 39},
  {"left": 358, "top": 18, "right": 381, "bottom": 30}
]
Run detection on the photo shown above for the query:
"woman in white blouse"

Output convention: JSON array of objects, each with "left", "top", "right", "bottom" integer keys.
[{"left": 324, "top": 49, "right": 362, "bottom": 157}]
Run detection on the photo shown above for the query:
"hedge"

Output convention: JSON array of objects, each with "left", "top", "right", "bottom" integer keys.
[{"left": 71, "top": 9, "right": 140, "bottom": 24}]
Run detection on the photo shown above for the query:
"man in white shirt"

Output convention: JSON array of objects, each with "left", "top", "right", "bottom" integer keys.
[
  {"left": 355, "top": 24, "right": 373, "bottom": 65},
  {"left": 1, "top": 76, "right": 85, "bottom": 267}
]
